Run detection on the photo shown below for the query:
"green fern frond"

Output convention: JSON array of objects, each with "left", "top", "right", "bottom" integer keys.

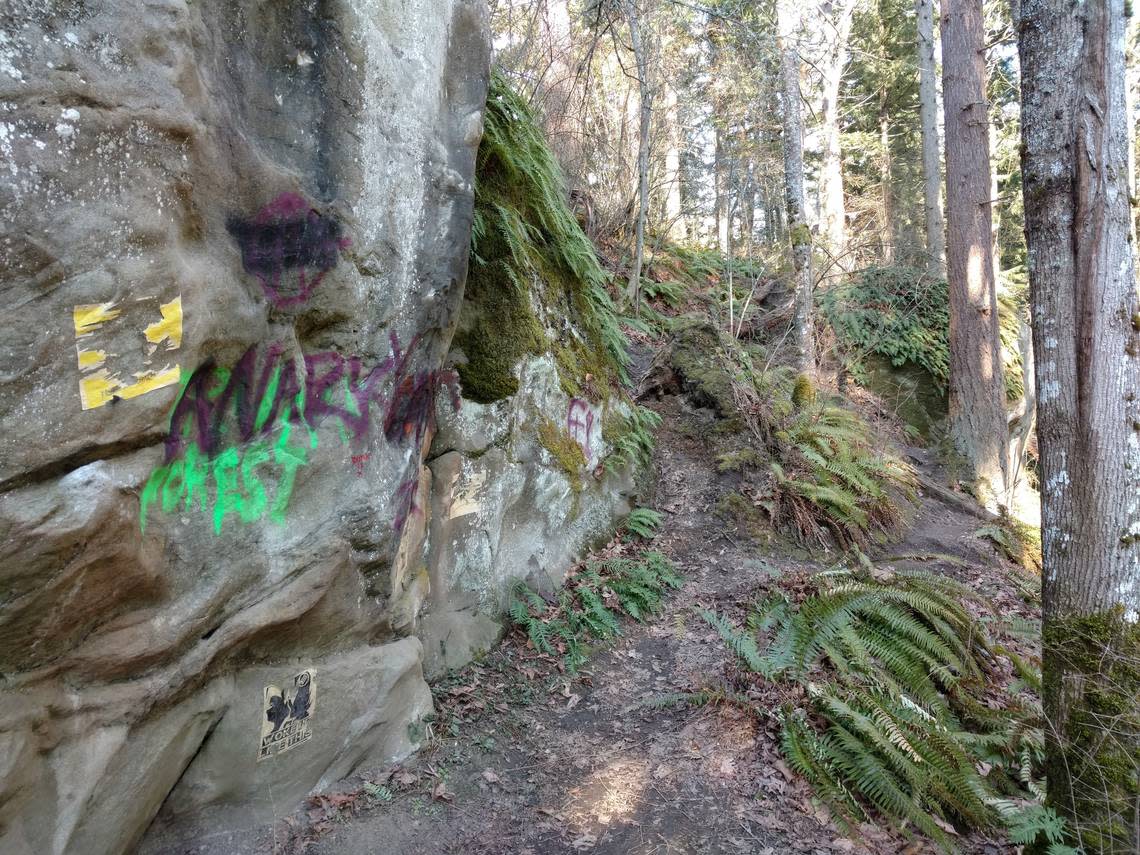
[{"left": 625, "top": 507, "right": 663, "bottom": 539}]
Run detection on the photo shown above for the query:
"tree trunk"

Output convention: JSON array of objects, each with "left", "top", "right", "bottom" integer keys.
[
  {"left": 940, "top": 0, "right": 1008, "bottom": 505},
  {"left": 663, "top": 85, "right": 685, "bottom": 240},
  {"left": 818, "top": 0, "right": 859, "bottom": 272},
  {"left": 777, "top": 0, "right": 815, "bottom": 373},
  {"left": 879, "top": 92, "right": 894, "bottom": 264},
  {"left": 625, "top": 0, "right": 651, "bottom": 311},
  {"left": 536, "top": 0, "right": 579, "bottom": 171},
  {"left": 714, "top": 127, "right": 729, "bottom": 254},
  {"left": 1019, "top": 1, "right": 1140, "bottom": 848},
  {"left": 917, "top": 0, "right": 946, "bottom": 274}
]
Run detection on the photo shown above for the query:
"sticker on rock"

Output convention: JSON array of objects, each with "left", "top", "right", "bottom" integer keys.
[
  {"left": 73, "top": 295, "right": 183, "bottom": 410},
  {"left": 258, "top": 669, "right": 316, "bottom": 760}
]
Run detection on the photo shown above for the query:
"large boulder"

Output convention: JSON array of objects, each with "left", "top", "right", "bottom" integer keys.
[
  {"left": 0, "top": 2, "right": 489, "bottom": 853},
  {"left": 421, "top": 356, "right": 635, "bottom": 676}
]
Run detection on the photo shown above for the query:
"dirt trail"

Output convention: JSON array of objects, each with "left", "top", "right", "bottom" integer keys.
[{"left": 157, "top": 385, "right": 1027, "bottom": 855}]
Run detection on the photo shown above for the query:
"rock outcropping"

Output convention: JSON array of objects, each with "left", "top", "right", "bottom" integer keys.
[
  {"left": 1, "top": 3, "right": 635, "bottom": 853},
  {"left": 1, "top": 1, "right": 489, "bottom": 852}
]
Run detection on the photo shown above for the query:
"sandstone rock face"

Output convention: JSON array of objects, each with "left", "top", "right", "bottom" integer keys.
[
  {"left": 422, "top": 356, "right": 635, "bottom": 677},
  {"left": 0, "top": 2, "right": 490, "bottom": 853}
]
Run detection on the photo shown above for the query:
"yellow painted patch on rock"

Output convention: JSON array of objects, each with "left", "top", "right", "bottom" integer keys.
[
  {"left": 73, "top": 302, "right": 121, "bottom": 337},
  {"left": 79, "top": 370, "right": 122, "bottom": 410},
  {"left": 77, "top": 348, "right": 107, "bottom": 369},
  {"left": 73, "top": 295, "right": 184, "bottom": 410},
  {"left": 144, "top": 297, "right": 183, "bottom": 349}
]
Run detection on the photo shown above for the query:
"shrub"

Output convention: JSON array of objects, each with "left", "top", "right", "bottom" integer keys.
[
  {"left": 508, "top": 551, "right": 682, "bottom": 672},
  {"left": 821, "top": 265, "right": 1025, "bottom": 401},
  {"left": 700, "top": 561, "right": 1046, "bottom": 850}
]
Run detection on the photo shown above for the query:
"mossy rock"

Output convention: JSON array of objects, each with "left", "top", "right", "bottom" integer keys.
[
  {"left": 858, "top": 353, "right": 947, "bottom": 439},
  {"left": 454, "top": 70, "right": 623, "bottom": 404},
  {"left": 537, "top": 418, "right": 586, "bottom": 492},
  {"left": 792, "top": 374, "right": 817, "bottom": 409},
  {"left": 667, "top": 318, "right": 736, "bottom": 417},
  {"left": 453, "top": 242, "right": 546, "bottom": 403},
  {"left": 716, "top": 449, "right": 766, "bottom": 473},
  {"left": 1043, "top": 607, "right": 1140, "bottom": 851}
]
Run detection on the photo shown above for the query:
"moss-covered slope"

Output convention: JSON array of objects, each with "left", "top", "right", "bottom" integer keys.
[{"left": 453, "top": 70, "right": 626, "bottom": 404}]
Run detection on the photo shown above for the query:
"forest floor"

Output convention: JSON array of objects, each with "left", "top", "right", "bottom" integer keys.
[{"left": 197, "top": 342, "right": 1039, "bottom": 855}]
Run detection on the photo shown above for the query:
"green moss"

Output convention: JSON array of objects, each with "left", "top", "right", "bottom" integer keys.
[
  {"left": 788, "top": 223, "right": 812, "bottom": 247},
  {"left": 792, "top": 374, "right": 817, "bottom": 409},
  {"left": 453, "top": 234, "right": 547, "bottom": 402},
  {"left": 1042, "top": 607, "right": 1140, "bottom": 852},
  {"left": 456, "top": 70, "right": 627, "bottom": 403},
  {"left": 538, "top": 418, "right": 586, "bottom": 491},
  {"left": 716, "top": 449, "right": 765, "bottom": 473},
  {"left": 714, "top": 491, "right": 758, "bottom": 521},
  {"left": 669, "top": 318, "right": 737, "bottom": 417},
  {"left": 553, "top": 331, "right": 611, "bottom": 402}
]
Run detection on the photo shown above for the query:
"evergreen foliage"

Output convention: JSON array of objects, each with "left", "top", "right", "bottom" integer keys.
[
  {"left": 624, "top": 507, "right": 663, "bottom": 539},
  {"left": 701, "top": 562, "right": 1047, "bottom": 850},
  {"left": 604, "top": 404, "right": 663, "bottom": 472},
  {"left": 821, "top": 266, "right": 1026, "bottom": 402},
  {"left": 508, "top": 551, "right": 682, "bottom": 672},
  {"left": 716, "top": 342, "right": 916, "bottom": 547},
  {"left": 769, "top": 401, "right": 916, "bottom": 548}
]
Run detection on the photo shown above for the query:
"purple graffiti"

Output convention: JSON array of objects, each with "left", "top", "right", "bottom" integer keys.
[
  {"left": 384, "top": 366, "right": 460, "bottom": 449},
  {"left": 226, "top": 192, "right": 350, "bottom": 308},
  {"left": 567, "top": 398, "right": 595, "bottom": 462},
  {"left": 157, "top": 329, "right": 462, "bottom": 534},
  {"left": 164, "top": 332, "right": 450, "bottom": 463},
  {"left": 393, "top": 476, "right": 422, "bottom": 533}
]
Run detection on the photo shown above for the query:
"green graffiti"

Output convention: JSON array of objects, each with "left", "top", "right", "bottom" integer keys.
[{"left": 141, "top": 407, "right": 314, "bottom": 535}]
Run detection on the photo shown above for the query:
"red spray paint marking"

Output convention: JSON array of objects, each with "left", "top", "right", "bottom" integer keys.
[{"left": 567, "top": 398, "right": 595, "bottom": 462}]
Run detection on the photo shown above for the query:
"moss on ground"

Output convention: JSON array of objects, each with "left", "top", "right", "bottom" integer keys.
[{"left": 715, "top": 449, "right": 766, "bottom": 473}]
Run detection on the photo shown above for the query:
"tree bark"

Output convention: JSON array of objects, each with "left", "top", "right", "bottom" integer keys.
[
  {"left": 625, "top": 0, "right": 652, "bottom": 310},
  {"left": 818, "top": 0, "right": 859, "bottom": 271},
  {"left": 662, "top": 84, "right": 685, "bottom": 240},
  {"left": 777, "top": 0, "right": 816, "bottom": 373},
  {"left": 940, "top": 0, "right": 1008, "bottom": 505},
  {"left": 879, "top": 74, "right": 894, "bottom": 264},
  {"left": 916, "top": 0, "right": 946, "bottom": 274},
  {"left": 1020, "top": 1, "right": 1140, "bottom": 848},
  {"left": 714, "top": 126, "right": 729, "bottom": 254}
]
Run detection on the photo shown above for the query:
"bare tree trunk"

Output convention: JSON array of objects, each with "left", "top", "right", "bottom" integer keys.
[
  {"left": 917, "top": 0, "right": 946, "bottom": 274},
  {"left": 1006, "top": 311, "right": 1035, "bottom": 498},
  {"left": 818, "top": 0, "right": 859, "bottom": 271},
  {"left": 777, "top": 0, "right": 816, "bottom": 373},
  {"left": 536, "top": 0, "right": 579, "bottom": 169},
  {"left": 940, "top": 0, "right": 1008, "bottom": 505},
  {"left": 1020, "top": 1, "right": 1140, "bottom": 848},
  {"left": 879, "top": 87, "right": 894, "bottom": 264},
  {"left": 625, "top": 0, "right": 651, "bottom": 311},
  {"left": 714, "top": 127, "right": 729, "bottom": 254},
  {"left": 663, "top": 85, "right": 685, "bottom": 240}
]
